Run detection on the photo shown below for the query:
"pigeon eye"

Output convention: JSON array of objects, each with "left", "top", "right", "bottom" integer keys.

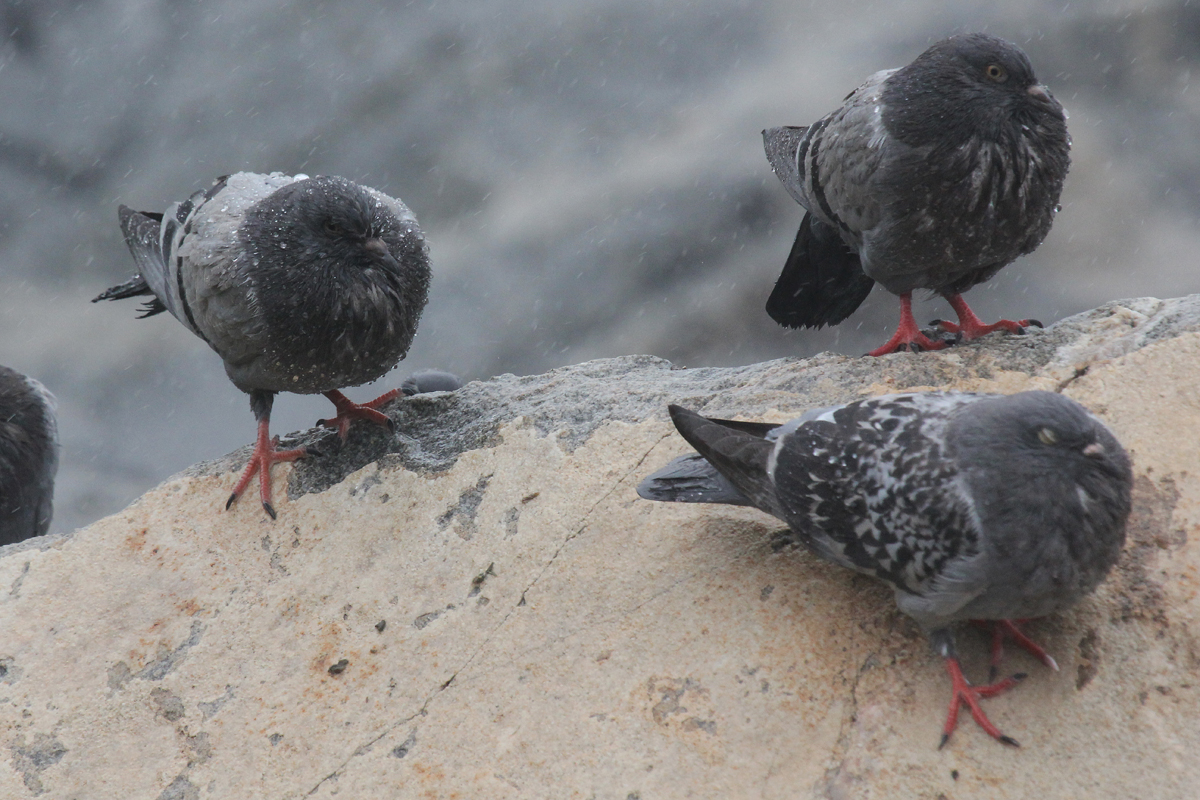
[
  {"left": 985, "top": 64, "right": 1007, "bottom": 83},
  {"left": 324, "top": 219, "right": 345, "bottom": 236},
  {"left": 1037, "top": 427, "right": 1058, "bottom": 445}
]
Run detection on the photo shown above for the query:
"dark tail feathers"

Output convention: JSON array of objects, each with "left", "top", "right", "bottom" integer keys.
[
  {"left": 91, "top": 274, "right": 166, "bottom": 318},
  {"left": 766, "top": 213, "right": 874, "bottom": 329},
  {"left": 637, "top": 405, "right": 783, "bottom": 519},
  {"left": 637, "top": 452, "right": 753, "bottom": 506},
  {"left": 92, "top": 206, "right": 167, "bottom": 318}
]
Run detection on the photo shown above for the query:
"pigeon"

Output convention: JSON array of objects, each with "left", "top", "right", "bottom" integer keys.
[
  {"left": 400, "top": 369, "right": 462, "bottom": 396},
  {"left": 0, "top": 365, "right": 58, "bottom": 545},
  {"left": 638, "top": 391, "right": 1131, "bottom": 747},
  {"left": 762, "top": 33, "right": 1070, "bottom": 356},
  {"left": 94, "top": 172, "right": 431, "bottom": 519}
]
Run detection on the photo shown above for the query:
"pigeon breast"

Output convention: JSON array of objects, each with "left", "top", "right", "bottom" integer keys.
[{"left": 863, "top": 35, "right": 1071, "bottom": 295}]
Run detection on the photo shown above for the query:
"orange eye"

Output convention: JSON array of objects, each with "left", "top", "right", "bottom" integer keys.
[{"left": 985, "top": 64, "right": 1007, "bottom": 82}]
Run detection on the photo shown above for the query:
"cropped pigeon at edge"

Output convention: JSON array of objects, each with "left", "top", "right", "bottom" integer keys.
[
  {"left": 94, "top": 172, "right": 433, "bottom": 518},
  {"left": 0, "top": 366, "right": 59, "bottom": 546},
  {"left": 639, "top": 391, "right": 1131, "bottom": 746},
  {"left": 762, "top": 34, "right": 1070, "bottom": 354}
]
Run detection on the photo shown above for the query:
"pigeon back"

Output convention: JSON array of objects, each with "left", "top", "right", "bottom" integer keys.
[{"left": 401, "top": 369, "right": 463, "bottom": 396}]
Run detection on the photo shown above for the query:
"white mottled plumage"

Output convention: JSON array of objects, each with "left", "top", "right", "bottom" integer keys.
[{"left": 638, "top": 390, "right": 1132, "bottom": 746}]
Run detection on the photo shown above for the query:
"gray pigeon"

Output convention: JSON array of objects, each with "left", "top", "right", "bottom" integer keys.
[
  {"left": 0, "top": 366, "right": 58, "bottom": 545},
  {"left": 638, "top": 391, "right": 1131, "bottom": 747},
  {"left": 762, "top": 33, "right": 1070, "bottom": 355},
  {"left": 94, "top": 172, "right": 431, "bottom": 519}
]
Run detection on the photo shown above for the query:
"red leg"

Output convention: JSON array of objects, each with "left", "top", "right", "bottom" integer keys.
[
  {"left": 995, "top": 619, "right": 1060, "bottom": 673},
  {"left": 973, "top": 618, "right": 1060, "bottom": 682},
  {"left": 318, "top": 389, "right": 400, "bottom": 440},
  {"left": 932, "top": 293, "right": 1043, "bottom": 341},
  {"left": 940, "top": 656, "right": 1024, "bottom": 749},
  {"left": 867, "top": 293, "right": 948, "bottom": 356},
  {"left": 989, "top": 622, "right": 1007, "bottom": 683},
  {"left": 226, "top": 415, "right": 306, "bottom": 520}
]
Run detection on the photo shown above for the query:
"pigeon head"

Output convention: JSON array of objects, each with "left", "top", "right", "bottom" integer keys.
[
  {"left": 951, "top": 391, "right": 1129, "bottom": 477},
  {"left": 249, "top": 176, "right": 410, "bottom": 277},
  {"left": 883, "top": 33, "right": 1066, "bottom": 148},
  {"left": 237, "top": 175, "right": 432, "bottom": 392},
  {"left": 948, "top": 391, "right": 1132, "bottom": 564}
]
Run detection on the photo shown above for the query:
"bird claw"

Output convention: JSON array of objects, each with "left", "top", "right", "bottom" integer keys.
[
  {"left": 320, "top": 389, "right": 399, "bottom": 440},
  {"left": 981, "top": 619, "right": 1059, "bottom": 680},
  {"left": 940, "top": 657, "right": 1024, "bottom": 748},
  {"left": 225, "top": 424, "right": 307, "bottom": 519}
]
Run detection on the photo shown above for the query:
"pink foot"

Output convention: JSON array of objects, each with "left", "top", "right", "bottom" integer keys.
[
  {"left": 868, "top": 293, "right": 948, "bottom": 356},
  {"left": 932, "top": 293, "right": 1042, "bottom": 341},
  {"left": 940, "top": 656, "right": 1024, "bottom": 749},
  {"left": 318, "top": 389, "right": 400, "bottom": 440},
  {"left": 980, "top": 619, "right": 1060, "bottom": 682},
  {"left": 226, "top": 417, "right": 307, "bottom": 520}
]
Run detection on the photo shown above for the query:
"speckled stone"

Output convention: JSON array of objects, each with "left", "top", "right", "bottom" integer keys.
[{"left": 1, "top": 296, "right": 1199, "bottom": 799}]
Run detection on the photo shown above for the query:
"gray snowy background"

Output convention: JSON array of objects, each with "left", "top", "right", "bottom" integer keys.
[{"left": 0, "top": 0, "right": 1196, "bottom": 533}]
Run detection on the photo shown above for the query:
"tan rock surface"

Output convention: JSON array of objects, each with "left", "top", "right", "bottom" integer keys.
[{"left": 2, "top": 297, "right": 1199, "bottom": 799}]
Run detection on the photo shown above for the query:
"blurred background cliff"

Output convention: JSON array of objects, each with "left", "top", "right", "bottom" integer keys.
[{"left": 0, "top": 0, "right": 1196, "bottom": 532}]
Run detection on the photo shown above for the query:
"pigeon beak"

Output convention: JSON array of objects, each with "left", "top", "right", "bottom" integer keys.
[
  {"left": 364, "top": 237, "right": 400, "bottom": 270},
  {"left": 1027, "top": 84, "right": 1051, "bottom": 102},
  {"left": 1082, "top": 442, "right": 1105, "bottom": 458}
]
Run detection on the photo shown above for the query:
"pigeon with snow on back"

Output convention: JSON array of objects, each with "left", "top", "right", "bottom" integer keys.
[
  {"left": 0, "top": 365, "right": 58, "bottom": 545},
  {"left": 94, "top": 172, "right": 431, "bottom": 519},
  {"left": 638, "top": 392, "right": 1131, "bottom": 747},
  {"left": 762, "top": 33, "right": 1070, "bottom": 355}
]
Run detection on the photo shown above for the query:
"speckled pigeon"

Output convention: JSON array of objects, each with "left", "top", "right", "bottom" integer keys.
[
  {"left": 94, "top": 172, "right": 431, "bottom": 519},
  {"left": 638, "top": 391, "right": 1131, "bottom": 747},
  {"left": 762, "top": 33, "right": 1070, "bottom": 355},
  {"left": 0, "top": 365, "right": 58, "bottom": 545}
]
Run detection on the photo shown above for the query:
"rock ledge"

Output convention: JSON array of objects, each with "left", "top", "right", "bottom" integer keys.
[{"left": 3, "top": 296, "right": 1199, "bottom": 799}]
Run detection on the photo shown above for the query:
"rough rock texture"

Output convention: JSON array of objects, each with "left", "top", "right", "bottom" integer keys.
[{"left": 3, "top": 295, "right": 1200, "bottom": 799}]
